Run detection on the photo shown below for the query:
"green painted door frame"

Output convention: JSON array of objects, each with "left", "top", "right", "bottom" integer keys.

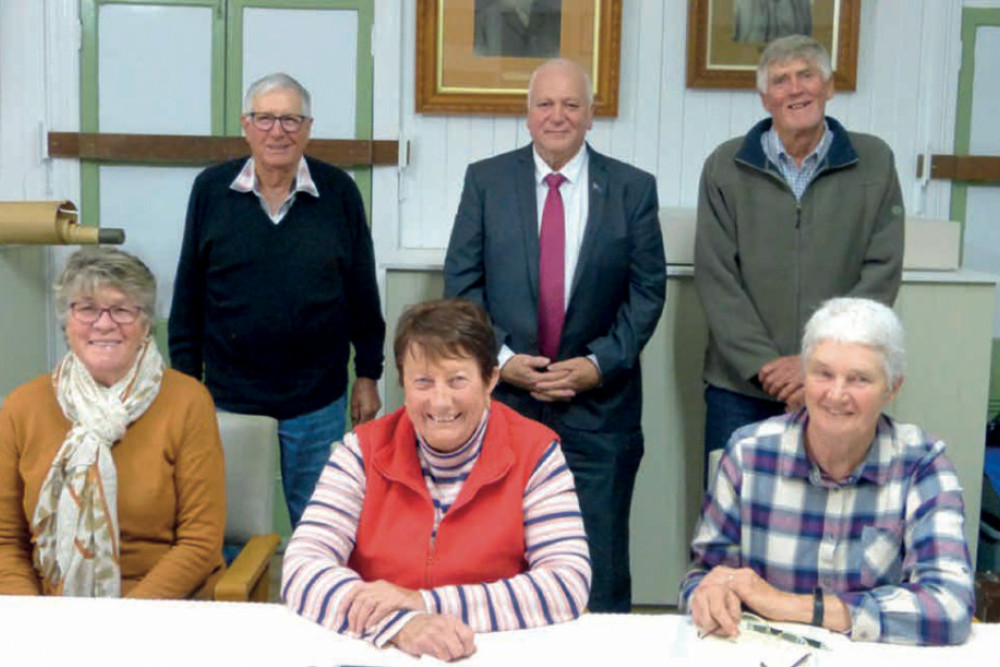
[
  {"left": 79, "top": 0, "right": 228, "bottom": 227},
  {"left": 80, "top": 0, "right": 376, "bottom": 538},
  {"left": 79, "top": 0, "right": 374, "bottom": 220},
  {"left": 954, "top": 7, "right": 1000, "bottom": 417}
]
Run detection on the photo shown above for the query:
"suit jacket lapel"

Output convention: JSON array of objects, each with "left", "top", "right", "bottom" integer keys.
[
  {"left": 570, "top": 146, "right": 607, "bottom": 300},
  {"left": 515, "top": 146, "right": 540, "bottom": 299}
]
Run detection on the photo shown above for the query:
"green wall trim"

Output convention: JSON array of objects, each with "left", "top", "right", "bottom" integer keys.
[
  {"left": 954, "top": 8, "right": 1000, "bottom": 418},
  {"left": 79, "top": 0, "right": 227, "bottom": 228},
  {"left": 79, "top": 0, "right": 100, "bottom": 226},
  {"left": 81, "top": 0, "right": 374, "bottom": 219},
  {"left": 951, "top": 9, "right": 1000, "bottom": 247}
]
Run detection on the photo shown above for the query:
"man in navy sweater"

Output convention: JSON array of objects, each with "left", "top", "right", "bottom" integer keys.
[{"left": 169, "top": 73, "right": 385, "bottom": 528}]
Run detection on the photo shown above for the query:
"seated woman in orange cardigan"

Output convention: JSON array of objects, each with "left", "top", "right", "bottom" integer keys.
[
  {"left": 282, "top": 299, "right": 591, "bottom": 661},
  {"left": 0, "top": 247, "right": 225, "bottom": 598}
]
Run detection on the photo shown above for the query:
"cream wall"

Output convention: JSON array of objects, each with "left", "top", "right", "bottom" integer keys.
[{"left": 0, "top": 246, "right": 49, "bottom": 396}]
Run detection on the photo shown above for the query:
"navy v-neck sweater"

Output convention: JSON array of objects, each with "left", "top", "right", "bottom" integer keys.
[{"left": 168, "top": 156, "right": 384, "bottom": 420}]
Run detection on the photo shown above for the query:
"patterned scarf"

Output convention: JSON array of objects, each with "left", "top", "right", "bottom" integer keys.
[{"left": 32, "top": 339, "right": 164, "bottom": 597}]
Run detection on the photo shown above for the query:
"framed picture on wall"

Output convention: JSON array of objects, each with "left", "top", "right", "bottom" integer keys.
[
  {"left": 686, "top": 0, "right": 860, "bottom": 91},
  {"left": 416, "top": 0, "right": 622, "bottom": 117}
]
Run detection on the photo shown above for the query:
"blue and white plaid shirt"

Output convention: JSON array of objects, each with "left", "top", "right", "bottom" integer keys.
[
  {"left": 681, "top": 410, "right": 974, "bottom": 646},
  {"left": 761, "top": 122, "right": 833, "bottom": 200}
]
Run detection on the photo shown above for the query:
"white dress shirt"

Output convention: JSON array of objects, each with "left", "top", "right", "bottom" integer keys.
[{"left": 498, "top": 145, "right": 593, "bottom": 370}]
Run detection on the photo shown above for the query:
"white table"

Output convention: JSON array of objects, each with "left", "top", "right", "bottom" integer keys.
[{"left": 2, "top": 596, "right": 998, "bottom": 666}]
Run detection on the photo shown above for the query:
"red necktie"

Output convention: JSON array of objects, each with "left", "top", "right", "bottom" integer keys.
[{"left": 538, "top": 172, "right": 567, "bottom": 360}]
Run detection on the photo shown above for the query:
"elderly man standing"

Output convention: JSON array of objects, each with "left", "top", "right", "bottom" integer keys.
[
  {"left": 444, "top": 58, "right": 666, "bottom": 612},
  {"left": 695, "top": 35, "right": 904, "bottom": 472},
  {"left": 169, "top": 72, "right": 385, "bottom": 528}
]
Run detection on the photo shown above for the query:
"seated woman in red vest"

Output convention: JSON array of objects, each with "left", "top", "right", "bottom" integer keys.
[{"left": 282, "top": 298, "right": 591, "bottom": 661}]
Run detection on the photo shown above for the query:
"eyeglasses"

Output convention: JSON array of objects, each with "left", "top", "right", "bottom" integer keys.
[
  {"left": 246, "top": 113, "right": 309, "bottom": 133},
  {"left": 69, "top": 302, "right": 143, "bottom": 325}
]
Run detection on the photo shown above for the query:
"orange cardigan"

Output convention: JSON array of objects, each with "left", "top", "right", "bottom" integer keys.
[
  {"left": 0, "top": 369, "right": 225, "bottom": 598},
  {"left": 348, "top": 402, "right": 556, "bottom": 589}
]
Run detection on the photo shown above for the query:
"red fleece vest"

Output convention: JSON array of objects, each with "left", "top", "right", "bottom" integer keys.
[{"left": 348, "top": 402, "right": 557, "bottom": 590}]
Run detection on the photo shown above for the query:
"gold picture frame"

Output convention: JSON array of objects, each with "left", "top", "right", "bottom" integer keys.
[
  {"left": 416, "top": 0, "right": 622, "bottom": 117},
  {"left": 686, "top": 0, "right": 860, "bottom": 91}
]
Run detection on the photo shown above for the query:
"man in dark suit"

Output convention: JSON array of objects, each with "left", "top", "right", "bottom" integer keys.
[{"left": 444, "top": 59, "right": 666, "bottom": 612}]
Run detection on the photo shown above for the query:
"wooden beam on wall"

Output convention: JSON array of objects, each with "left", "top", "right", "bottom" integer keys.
[
  {"left": 918, "top": 154, "right": 1000, "bottom": 184},
  {"left": 48, "top": 132, "right": 400, "bottom": 167}
]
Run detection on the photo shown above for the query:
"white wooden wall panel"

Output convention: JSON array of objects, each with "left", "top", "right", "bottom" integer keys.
[
  {"left": 629, "top": 2, "right": 664, "bottom": 179},
  {"left": 0, "top": 0, "right": 81, "bottom": 382},
  {"left": 1, "top": 0, "right": 79, "bottom": 201}
]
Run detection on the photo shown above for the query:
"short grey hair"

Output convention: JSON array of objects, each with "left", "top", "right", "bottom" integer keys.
[
  {"left": 801, "top": 298, "right": 906, "bottom": 387},
  {"left": 243, "top": 72, "right": 312, "bottom": 117},
  {"left": 55, "top": 247, "right": 156, "bottom": 328},
  {"left": 527, "top": 58, "right": 594, "bottom": 109},
  {"left": 756, "top": 35, "right": 833, "bottom": 94}
]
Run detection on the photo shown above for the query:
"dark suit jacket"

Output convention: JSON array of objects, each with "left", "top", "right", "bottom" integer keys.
[{"left": 444, "top": 144, "right": 666, "bottom": 433}]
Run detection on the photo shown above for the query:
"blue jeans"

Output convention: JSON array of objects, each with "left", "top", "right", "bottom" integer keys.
[
  {"left": 703, "top": 384, "right": 784, "bottom": 487},
  {"left": 278, "top": 394, "right": 347, "bottom": 528}
]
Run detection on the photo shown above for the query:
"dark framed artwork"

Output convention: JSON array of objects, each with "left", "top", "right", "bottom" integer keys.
[
  {"left": 686, "top": 0, "right": 860, "bottom": 91},
  {"left": 416, "top": 0, "right": 622, "bottom": 116}
]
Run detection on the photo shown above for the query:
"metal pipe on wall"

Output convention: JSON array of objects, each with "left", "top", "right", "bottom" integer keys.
[{"left": 0, "top": 201, "right": 124, "bottom": 245}]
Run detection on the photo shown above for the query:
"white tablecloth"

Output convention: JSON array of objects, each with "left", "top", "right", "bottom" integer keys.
[{"left": 2, "top": 596, "right": 997, "bottom": 666}]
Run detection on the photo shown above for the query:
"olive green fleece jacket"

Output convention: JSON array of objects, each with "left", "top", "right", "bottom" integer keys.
[{"left": 694, "top": 116, "right": 904, "bottom": 401}]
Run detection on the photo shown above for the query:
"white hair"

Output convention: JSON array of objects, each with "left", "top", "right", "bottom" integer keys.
[
  {"left": 243, "top": 72, "right": 312, "bottom": 116},
  {"left": 801, "top": 298, "right": 906, "bottom": 387},
  {"left": 526, "top": 58, "right": 594, "bottom": 109}
]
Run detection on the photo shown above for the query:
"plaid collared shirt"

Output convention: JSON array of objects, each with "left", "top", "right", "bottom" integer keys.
[
  {"left": 761, "top": 122, "right": 833, "bottom": 201},
  {"left": 681, "top": 410, "right": 974, "bottom": 646},
  {"left": 230, "top": 157, "right": 320, "bottom": 223}
]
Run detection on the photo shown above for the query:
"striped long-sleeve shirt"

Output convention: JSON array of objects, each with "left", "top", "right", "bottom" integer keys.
[
  {"left": 680, "top": 411, "right": 974, "bottom": 646},
  {"left": 281, "top": 410, "right": 591, "bottom": 646}
]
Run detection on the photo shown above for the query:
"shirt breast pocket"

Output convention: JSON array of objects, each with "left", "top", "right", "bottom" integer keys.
[{"left": 852, "top": 525, "right": 904, "bottom": 590}]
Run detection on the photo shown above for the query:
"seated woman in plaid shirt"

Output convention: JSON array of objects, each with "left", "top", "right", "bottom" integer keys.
[{"left": 681, "top": 297, "right": 974, "bottom": 646}]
